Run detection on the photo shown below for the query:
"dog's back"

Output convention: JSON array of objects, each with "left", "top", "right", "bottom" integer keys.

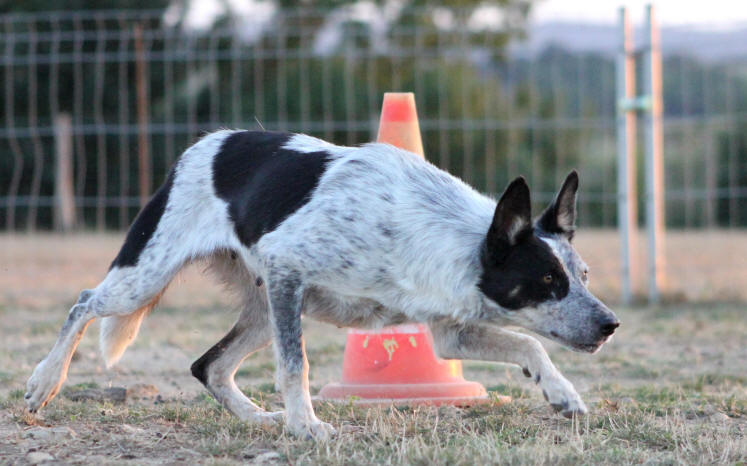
[{"left": 99, "top": 129, "right": 489, "bottom": 363}]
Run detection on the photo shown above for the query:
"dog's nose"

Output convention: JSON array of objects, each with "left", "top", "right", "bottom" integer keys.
[{"left": 599, "top": 319, "right": 620, "bottom": 336}]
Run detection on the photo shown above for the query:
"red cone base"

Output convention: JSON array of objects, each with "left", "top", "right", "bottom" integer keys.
[{"left": 318, "top": 325, "right": 492, "bottom": 406}]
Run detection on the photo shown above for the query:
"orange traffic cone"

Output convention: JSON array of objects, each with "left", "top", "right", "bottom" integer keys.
[
  {"left": 318, "top": 93, "right": 501, "bottom": 406},
  {"left": 375, "top": 92, "right": 425, "bottom": 157}
]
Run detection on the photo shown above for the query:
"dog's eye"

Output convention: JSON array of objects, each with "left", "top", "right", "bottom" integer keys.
[
  {"left": 582, "top": 269, "right": 589, "bottom": 281},
  {"left": 543, "top": 273, "right": 553, "bottom": 284}
]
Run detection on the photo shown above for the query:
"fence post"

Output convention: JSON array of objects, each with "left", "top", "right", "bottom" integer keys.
[
  {"left": 615, "top": 7, "right": 638, "bottom": 305},
  {"left": 643, "top": 4, "right": 666, "bottom": 302},
  {"left": 134, "top": 23, "right": 151, "bottom": 207},
  {"left": 54, "top": 112, "right": 76, "bottom": 232}
]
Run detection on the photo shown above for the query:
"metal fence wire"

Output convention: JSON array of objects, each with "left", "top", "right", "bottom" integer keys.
[{"left": 1, "top": 7, "right": 746, "bottom": 232}]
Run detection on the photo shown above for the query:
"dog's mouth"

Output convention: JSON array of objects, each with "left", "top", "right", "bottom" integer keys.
[
  {"left": 570, "top": 342, "right": 603, "bottom": 353},
  {"left": 549, "top": 331, "right": 610, "bottom": 354}
]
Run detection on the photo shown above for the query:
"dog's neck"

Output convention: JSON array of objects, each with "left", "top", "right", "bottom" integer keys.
[{"left": 386, "top": 193, "right": 497, "bottom": 323}]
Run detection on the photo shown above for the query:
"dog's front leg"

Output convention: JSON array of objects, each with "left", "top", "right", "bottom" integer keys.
[
  {"left": 266, "top": 270, "right": 335, "bottom": 440},
  {"left": 430, "top": 322, "right": 587, "bottom": 418}
]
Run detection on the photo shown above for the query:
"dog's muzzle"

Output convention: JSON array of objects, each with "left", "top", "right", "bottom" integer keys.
[
  {"left": 570, "top": 303, "right": 620, "bottom": 353},
  {"left": 583, "top": 308, "right": 620, "bottom": 352},
  {"left": 598, "top": 316, "right": 620, "bottom": 337}
]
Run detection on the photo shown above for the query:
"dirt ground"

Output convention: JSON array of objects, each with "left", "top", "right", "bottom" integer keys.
[{"left": 0, "top": 232, "right": 745, "bottom": 464}]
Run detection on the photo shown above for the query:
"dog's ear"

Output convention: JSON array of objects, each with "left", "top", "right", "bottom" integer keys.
[
  {"left": 536, "top": 170, "right": 578, "bottom": 238},
  {"left": 487, "top": 176, "right": 532, "bottom": 251}
]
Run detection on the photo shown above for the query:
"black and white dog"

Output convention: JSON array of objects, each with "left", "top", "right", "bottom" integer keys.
[{"left": 26, "top": 130, "right": 619, "bottom": 439}]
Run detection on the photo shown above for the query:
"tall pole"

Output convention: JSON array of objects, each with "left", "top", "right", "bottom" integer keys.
[
  {"left": 616, "top": 7, "right": 637, "bottom": 305},
  {"left": 643, "top": 4, "right": 665, "bottom": 302},
  {"left": 134, "top": 23, "right": 151, "bottom": 207},
  {"left": 54, "top": 112, "right": 76, "bottom": 232}
]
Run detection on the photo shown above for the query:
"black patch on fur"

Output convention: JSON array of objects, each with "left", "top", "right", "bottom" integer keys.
[
  {"left": 478, "top": 233, "right": 569, "bottom": 310},
  {"left": 76, "top": 289, "right": 93, "bottom": 305},
  {"left": 110, "top": 169, "right": 175, "bottom": 269},
  {"left": 191, "top": 326, "right": 241, "bottom": 386},
  {"left": 212, "top": 131, "right": 332, "bottom": 247},
  {"left": 61, "top": 304, "right": 86, "bottom": 333},
  {"left": 480, "top": 176, "right": 570, "bottom": 310},
  {"left": 487, "top": 176, "right": 532, "bottom": 250}
]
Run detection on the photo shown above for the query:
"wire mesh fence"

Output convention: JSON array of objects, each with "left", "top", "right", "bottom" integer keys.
[{"left": 0, "top": 7, "right": 745, "bottom": 233}]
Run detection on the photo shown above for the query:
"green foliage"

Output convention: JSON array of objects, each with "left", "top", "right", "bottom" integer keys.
[
  {"left": 1, "top": 3, "right": 745, "bottom": 230},
  {"left": 0, "top": 0, "right": 171, "bottom": 13}
]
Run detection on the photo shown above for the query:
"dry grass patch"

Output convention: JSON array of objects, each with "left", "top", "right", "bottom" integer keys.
[
  {"left": 2, "top": 379, "right": 744, "bottom": 465},
  {"left": 1, "top": 304, "right": 745, "bottom": 464}
]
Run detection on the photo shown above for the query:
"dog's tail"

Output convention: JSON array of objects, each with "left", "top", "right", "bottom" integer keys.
[{"left": 99, "top": 296, "right": 160, "bottom": 368}]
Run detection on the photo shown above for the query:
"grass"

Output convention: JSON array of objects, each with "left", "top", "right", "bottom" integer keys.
[
  {"left": 3, "top": 380, "right": 742, "bottom": 464},
  {"left": 2, "top": 304, "right": 744, "bottom": 465},
  {"left": 0, "top": 234, "right": 745, "bottom": 464}
]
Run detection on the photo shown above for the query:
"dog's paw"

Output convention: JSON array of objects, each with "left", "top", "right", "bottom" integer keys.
[
  {"left": 287, "top": 417, "right": 337, "bottom": 441},
  {"left": 541, "top": 377, "right": 587, "bottom": 419},
  {"left": 547, "top": 392, "right": 588, "bottom": 419},
  {"left": 25, "top": 359, "right": 64, "bottom": 413}
]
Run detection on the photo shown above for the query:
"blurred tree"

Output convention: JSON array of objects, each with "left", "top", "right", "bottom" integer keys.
[{"left": 5, "top": 2, "right": 744, "bottom": 230}]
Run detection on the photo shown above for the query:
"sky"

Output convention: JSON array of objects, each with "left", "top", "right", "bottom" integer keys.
[
  {"left": 179, "top": 0, "right": 747, "bottom": 31},
  {"left": 532, "top": 0, "right": 747, "bottom": 27}
]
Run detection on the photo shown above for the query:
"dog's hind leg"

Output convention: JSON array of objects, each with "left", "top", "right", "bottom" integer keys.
[
  {"left": 190, "top": 296, "right": 281, "bottom": 426},
  {"left": 25, "top": 255, "right": 183, "bottom": 413},
  {"left": 26, "top": 131, "right": 242, "bottom": 413},
  {"left": 190, "top": 255, "right": 281, "bottom": 426}
]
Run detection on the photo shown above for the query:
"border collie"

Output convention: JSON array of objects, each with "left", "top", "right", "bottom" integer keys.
[{"left": 26, "top": 130, "right": 619, "bottom": 440}]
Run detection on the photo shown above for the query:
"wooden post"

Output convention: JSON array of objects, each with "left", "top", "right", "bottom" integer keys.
[
  {"left": 616, "top": 7, "right": 638, "bottom": 305},
  {"left": 54, "top": 112, "right": 76, "bottom": 231},
  {"left": 134, "top": 23, "right": 151, "bottom": 207},
  {"left": 643, "top": 4, "right": 666, "bottom": 302}
]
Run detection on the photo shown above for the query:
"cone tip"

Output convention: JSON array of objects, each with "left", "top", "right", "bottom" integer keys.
[{"left": 380, "top": 93, "right": 418, "bottom": 123}]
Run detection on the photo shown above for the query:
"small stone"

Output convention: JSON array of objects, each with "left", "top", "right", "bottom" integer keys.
[
  {"left": 254, "top": 451, "right": 281, "bottom": 463},
  {"left": 26, "top": 451, "right": 54, "bottom": 464},
  {"left": 24, "top": 426, "right": 76, "bottom": 442},
  {"left": 65, "top": 387, "right": 127, "bottom": 404},
  {"left": 126, "top": 383, "right": 159, "bottom": 400},
  {"left": 120, "top": 424, "right": 146, "bottom": 435},
  {"left": 709, "top": 412, "right": 730, "bottom": 422}
]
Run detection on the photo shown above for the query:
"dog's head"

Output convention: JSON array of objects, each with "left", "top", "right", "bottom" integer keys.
[{"left": 478, "top": 171, "right": 619, "bottom": 353}]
